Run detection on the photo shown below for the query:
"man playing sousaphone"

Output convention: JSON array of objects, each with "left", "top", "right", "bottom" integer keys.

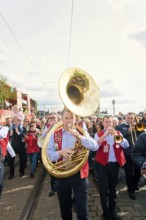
[
  {"left": 94, "top": 115, "right": 129, "bottom": 220},
  {"left": 47, "top": 109, "right": 99, "bottom": 220},
  {"left": 42, "top": 67, "right": 99, "bottom": 220}
]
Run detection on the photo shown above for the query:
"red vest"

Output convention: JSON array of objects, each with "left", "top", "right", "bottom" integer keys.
[
  {"left": 54, "top": 128, "right": 89, "bottom": 179},
  {"left": 95, "top": 130, "right": 126, "bottom": 167},
  {"left": 0, "top": 136, "right": 9, "bottom": 157}
]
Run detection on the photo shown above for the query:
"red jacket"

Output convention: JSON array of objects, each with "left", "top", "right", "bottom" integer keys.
[
  {"left": 95, "top": 130, "right": 126, "bottom": 167},
  {"left": 25, "top": 131, "right": 40, "bottom": 154}
]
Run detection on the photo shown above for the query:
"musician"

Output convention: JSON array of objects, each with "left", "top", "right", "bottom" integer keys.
[
  {"left": 47, "top": 109, "right": 99, "bottom": 220},
  {"left": 118, "top": 112, "right": 142, "bottom": 200},
  {"left": 94, "top": 115, "right": 129, "bottom": 220},
  {"left": 42, "top": 112, "right": 58, "bottom": 197},
  {"left": 131, "top": 132, "right": 146, "bottom": 177}
]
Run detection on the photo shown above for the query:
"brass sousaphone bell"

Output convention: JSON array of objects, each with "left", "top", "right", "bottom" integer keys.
[{"left": 42, "top": 67, "right": 99, "bottom": 178}]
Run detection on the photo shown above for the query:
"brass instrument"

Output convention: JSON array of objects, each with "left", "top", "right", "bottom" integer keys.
[
  {"left": 114, "top": 135, "right": 123, "bottom": 144},
  {"left": 135, "top": 123, "right": 145, "bottom": 132},
  {"left": 130, "top": 113, "right": 145, "bottom": 145},
  {"left": 59, "top": 67, "right": 99, "bottom": 117},
  {"left": 129, "top": 123, "right": 137, "bottom": 145},
  {"left": 109, "top": 127, "right": 123, "bottom": 144},
  {"left": 41, "top": 67, "right": 99, "bottom": 178},
  {"left": 135, "top": 113, "right": 146, "bottom": 132}
]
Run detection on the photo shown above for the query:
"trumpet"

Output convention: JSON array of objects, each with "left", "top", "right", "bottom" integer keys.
[
  {"left": 114, "top": 135, "right": 123, "bottom": 144},
  {"left": 135, "top": 123, "right": 146, "bottom": 132},
  {"left": 108, "top": 127, "right": 123, "bottom": 144},
  {"left": 129, "top": 113, "right": 146, "bottom": 145}
]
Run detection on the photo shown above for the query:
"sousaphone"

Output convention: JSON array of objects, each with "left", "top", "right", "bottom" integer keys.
[{"left": 42, "top": 67, "right": 99, "bottom": 178}]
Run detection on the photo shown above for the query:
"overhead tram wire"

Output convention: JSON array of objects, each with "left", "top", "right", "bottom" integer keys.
[
  {"left": 67, "top": 0, "right": 74, "bottom": 67},
  {"left": 0, "top": 11, "right": 47, "bottom": 89}
]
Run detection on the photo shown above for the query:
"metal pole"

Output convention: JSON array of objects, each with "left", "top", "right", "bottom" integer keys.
[{"left": 112, "top": 100, "right": 115, "bottom": 116}]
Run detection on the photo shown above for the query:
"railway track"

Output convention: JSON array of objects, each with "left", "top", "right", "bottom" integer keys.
[{"left": 20, "top": 168, "right": 46, "bottom": 220}]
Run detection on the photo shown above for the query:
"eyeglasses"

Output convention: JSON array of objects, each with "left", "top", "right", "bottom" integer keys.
[
  {"left": 24, "top": 121, "right": 29, "bottom": 122},
  {"left": 49, "top": 117, "right": 56, "bottom": 119}
]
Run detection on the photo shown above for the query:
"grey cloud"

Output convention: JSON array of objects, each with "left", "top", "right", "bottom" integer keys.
[
  {"left": 100, "top": 88, "right": 121, "bottom": 98},
  {"left": 99, "top": 79, "right": 123, "bottom": 98},
  {"left": 128, "top": 30, "right": 146, "bottom": 48}
]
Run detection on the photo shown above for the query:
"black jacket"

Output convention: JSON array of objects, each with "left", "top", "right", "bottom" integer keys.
[
  {"left": 118, "top": 123, "right": 141, "bottom": 156},
  {"left": 131, "top": 132, "right": 146, "bottom": 168}
]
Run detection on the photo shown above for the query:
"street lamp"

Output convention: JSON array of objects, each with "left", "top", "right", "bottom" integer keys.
[{"left": 112, "top": 100, "right": 116, "bottom": 116}]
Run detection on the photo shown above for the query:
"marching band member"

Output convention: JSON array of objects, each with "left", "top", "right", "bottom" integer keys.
[
  {"left": 47, "top": 109, "right": 99, "bottom": 220},
  {"left": 94, "top": 115, "right": 129, "bottom": 220},
  {"left": 118, "top": 112, "right": 142, "bottom": 200}
]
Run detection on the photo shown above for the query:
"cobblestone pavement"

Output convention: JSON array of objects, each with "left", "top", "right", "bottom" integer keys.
[
  {"left": 0, "top": 164, "right": 146, "bottom": 220},
  {"left": 33, "top": 168, "right": 146, "bottom": 220}
]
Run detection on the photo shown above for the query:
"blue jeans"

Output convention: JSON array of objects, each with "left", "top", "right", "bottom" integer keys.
[{"left": 27, "top": 152, "right": 38, "bottom": 174}]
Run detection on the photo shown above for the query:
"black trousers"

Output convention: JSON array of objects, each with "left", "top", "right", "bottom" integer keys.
[
  {"left": 124, "top": 155, "right": 141, "bottom": 193},
  {"left": 8, "top": 146, "right": 27, "bottom": 176},
  {"left": 95, "top": 162, "right": 120, "bottom": 218},
  {"left": 57, "top": 172, "right": 89, "bottom": 220},
  {"left": 50, "top": 174, "right": 57, "bottom": 191}
]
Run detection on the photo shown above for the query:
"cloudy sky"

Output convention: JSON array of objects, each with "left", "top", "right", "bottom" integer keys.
[{"left": 0, "top": 0, "right": 146, "bottom": 115}]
